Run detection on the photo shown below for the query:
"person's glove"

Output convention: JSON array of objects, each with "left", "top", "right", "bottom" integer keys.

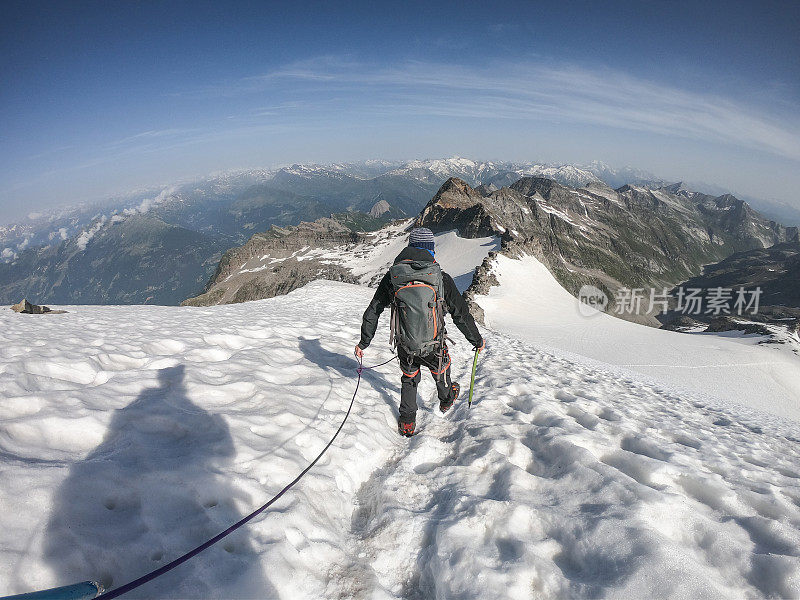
[
  {"left": 354, "top": 344, "right": 364, "bottom": 359},
  {"left": 475, "top": 338, "right": 485, "bottom": 353}
]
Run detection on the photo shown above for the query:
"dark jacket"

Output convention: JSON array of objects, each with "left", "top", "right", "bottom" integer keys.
[{"left": 358, "top": 246, "right": 483, "bottom": 350}]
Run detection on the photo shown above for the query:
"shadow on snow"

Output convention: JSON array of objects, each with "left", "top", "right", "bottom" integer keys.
[{"left": 43, "top": 365, "right": 276, "bottom": 599}]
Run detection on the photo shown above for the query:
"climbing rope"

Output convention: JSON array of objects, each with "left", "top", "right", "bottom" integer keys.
[{"left": 1, "top": 353, "right": 396, "bottom": 600}]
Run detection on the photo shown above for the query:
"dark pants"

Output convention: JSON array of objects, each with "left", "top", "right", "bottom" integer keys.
[{"left": 398, "top": 345, "right": 454, "bottom": 423}]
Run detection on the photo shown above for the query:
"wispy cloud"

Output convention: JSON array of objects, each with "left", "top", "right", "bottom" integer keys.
[
  {"left": 9, "top": 54, "right": 797, "bottom": 213},
  {"left": 106, "top": 127, "right": 202, "bottom": 149},
  {"left": 226, "top": 57, "right": 800, "bottom": 162}
]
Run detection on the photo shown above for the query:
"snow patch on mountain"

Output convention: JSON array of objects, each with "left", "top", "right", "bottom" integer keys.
[{"left": 338, "top": 223, "right": 500, "bottom": 291}]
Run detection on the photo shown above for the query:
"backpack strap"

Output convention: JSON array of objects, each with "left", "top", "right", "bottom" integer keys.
[{"left": 389, "top": 302, "right": 398, "bottom": 348}]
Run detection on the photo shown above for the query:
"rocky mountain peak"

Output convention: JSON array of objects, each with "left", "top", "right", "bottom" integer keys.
[
  {"left": 510, "top": 176, "right": 566, "bottom": 197},
  {"left": 661, "top": 182, "right": 686, "bottom": 195},
  {"left": 474, "top": 183, "right": 497, "bottom": 197},
  {"left": 614, "top": 183, "right": 649, "bottom": 195},
  {"left": 183, "top": 217, "right": 365, "bottom": 306},
  {"left": 429, "top": 177, "right": 480, "bottom": 206},
  {"left": 417, "top": 179, "right": 503, "bottom": 238}
]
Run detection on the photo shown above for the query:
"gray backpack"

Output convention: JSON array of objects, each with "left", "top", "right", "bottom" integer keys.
[{"left": 388, "top": 260, "right": 447, "bottom": 358}]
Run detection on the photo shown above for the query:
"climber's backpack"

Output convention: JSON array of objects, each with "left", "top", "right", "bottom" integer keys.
[{"left": 388, "top": 259, "right": 447, "bottom": 357}]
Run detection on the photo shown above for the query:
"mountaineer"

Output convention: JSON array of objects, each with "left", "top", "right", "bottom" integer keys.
[{"left": 354, "top": 227, "right": 485, "bottom": 437}]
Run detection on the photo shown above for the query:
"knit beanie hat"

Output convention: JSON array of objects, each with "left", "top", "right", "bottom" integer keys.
[{"left": 408, "top": 227, "right": 435, "bottom": 253}]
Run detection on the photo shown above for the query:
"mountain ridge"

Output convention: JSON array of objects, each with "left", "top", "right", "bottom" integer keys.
[{"left": 183, "top": 175, "right": 796, "bottom": 332}]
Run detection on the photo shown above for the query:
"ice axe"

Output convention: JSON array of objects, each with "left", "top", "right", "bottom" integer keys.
[{"left": 468, "top": 347, "right": 479, "bottom": 408}]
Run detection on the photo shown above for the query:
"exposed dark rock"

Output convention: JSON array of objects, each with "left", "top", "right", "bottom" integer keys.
[
  {"left": 209, "top": 218, "right": 358, "bottom": 285},
  {"left": 660, "top": 315, "right": 705, "bottom": 332},
  {"left": 463, "top": 252, "right": 501, "bottom": 324},
  {"left": 474, "top": 183, "right": 497, "bottom": 197},
  {"left": 667, "top": 241, "right": 800, "bottom": 309},
  {"left": 229, "top": 264, "right": 358, "bottom": 304},
  {"left": 705, "top": 317, "right": 772, "bottom": 336},
  {"left": 656, "top": 242, "right": 800, "bottom": 343}
]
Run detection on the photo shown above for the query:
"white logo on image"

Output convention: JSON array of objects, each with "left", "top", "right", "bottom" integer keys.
[{"left": 578, "top": 285, "right": 608, "bottom": 317}]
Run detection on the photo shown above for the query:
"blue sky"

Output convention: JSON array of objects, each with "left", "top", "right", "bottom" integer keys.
[{"left": 1, "top": 0, "right": 799, "bottom": 222}]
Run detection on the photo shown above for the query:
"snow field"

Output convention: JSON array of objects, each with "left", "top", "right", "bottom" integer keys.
[
  {"left": 475, "top": 254, "right": 800, "bottom": 421},
  {"left": 1, "top": 280, "right": 799, "bottom": 598},
  {"left": 338, "top": 330, "right": 800, "bottom": 598}
]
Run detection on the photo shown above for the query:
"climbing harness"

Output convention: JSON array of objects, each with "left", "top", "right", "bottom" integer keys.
[{"left": 1, "top": 354, "right": 397, "bottom": 600}]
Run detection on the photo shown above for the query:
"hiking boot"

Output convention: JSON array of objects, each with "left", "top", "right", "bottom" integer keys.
[
  {"left": 398, "top": 420, "right": 415, "bottom": 437},
  {"left": 439, "top": 382, "right": 460, "bottom": 413}
]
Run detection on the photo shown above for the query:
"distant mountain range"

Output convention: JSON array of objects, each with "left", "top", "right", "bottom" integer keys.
[{"left": 2, "top": 157, "right": 798, "bottom": 306}]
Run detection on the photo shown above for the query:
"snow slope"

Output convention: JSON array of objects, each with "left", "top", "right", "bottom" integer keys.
[
  {"left": 475, "top": 255, "right": 800, "bottom": 422},
  {"left": 340, "top": 224, "right": 499, "bottom": 292},
  {"left": 1, "top": 281, "right": 799, "bottom": 599}
]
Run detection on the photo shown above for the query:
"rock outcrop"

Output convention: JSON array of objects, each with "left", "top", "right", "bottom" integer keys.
[
  {"left": 10, "top": 299, "right": 66, "bottom": 314},
  {"left": 369, "top": 199, "right": 392, "bottom": 218}
]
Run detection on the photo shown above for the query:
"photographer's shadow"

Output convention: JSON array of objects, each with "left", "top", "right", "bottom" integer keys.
[{"left": 43, "top": 365, "right": 276, "bottom": 599}]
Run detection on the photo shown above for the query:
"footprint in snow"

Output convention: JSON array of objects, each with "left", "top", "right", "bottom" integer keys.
[
  {"left": 555, "top": 390, "right": 578, "bottom": 403},
  {"left": 620, "top": 435, "right": 672, "bottom": 462},
  {"left": 598, "top": 407, "right": 621, "bottom": 422},
  {"left": 567, "top": 406, "right": 599, "bottom": 431},
  {"left": 672, "top": 432, "right": 702, "bottom": 450}
]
